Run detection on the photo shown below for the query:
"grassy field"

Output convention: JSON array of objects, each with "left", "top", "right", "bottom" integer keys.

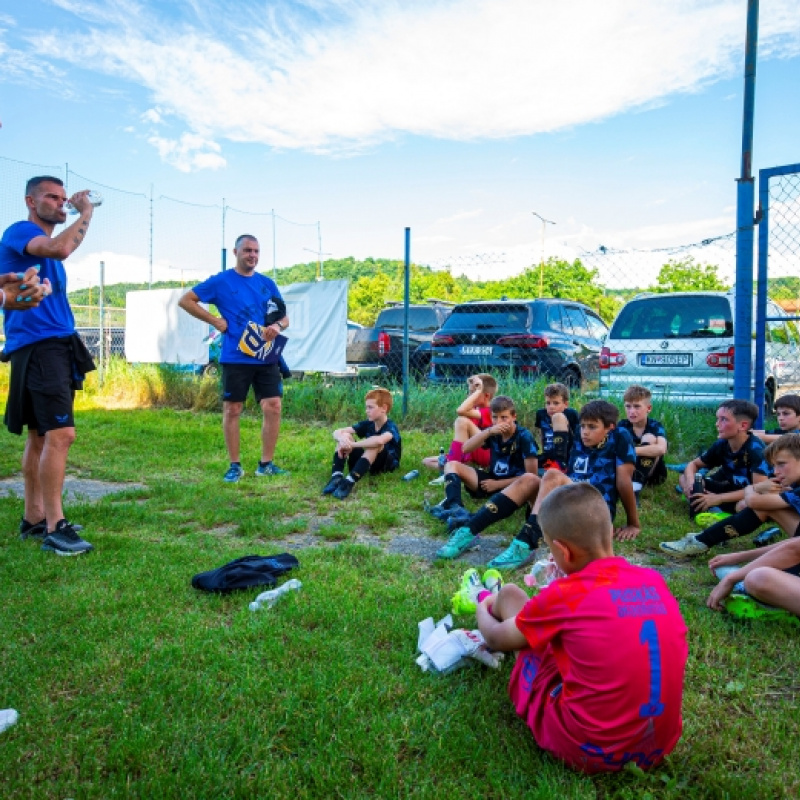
[{"left": 1, "top": 372, "right": 798, "bottom": 799}]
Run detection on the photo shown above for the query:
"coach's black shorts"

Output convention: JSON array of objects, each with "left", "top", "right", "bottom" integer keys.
[
  {"left": 18, "top": 339, "right": 75, "bottom": 435},
  {"left": 222, "top": 363, "right": 283, "bottom": 403}
]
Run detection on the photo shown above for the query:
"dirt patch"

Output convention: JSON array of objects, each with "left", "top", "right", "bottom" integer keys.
[{"left": 0, "top": 474, "right": 146, "bottom": 503}]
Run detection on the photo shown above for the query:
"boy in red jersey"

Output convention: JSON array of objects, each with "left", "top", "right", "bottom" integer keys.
[{"left": 476, "top": 482, "right": 688, "bottom": 773}]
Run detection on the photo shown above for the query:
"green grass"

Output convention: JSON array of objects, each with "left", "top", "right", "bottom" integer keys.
[{"left": 1, "top": 394, "right": 798, "bottom": 799}]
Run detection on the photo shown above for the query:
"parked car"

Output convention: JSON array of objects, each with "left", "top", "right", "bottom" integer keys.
[
  {"left": 346, "top": 301, "right": 454, "bottom": 379},
  {"left": 598, "top": 290, "right": 800, "bottom": 413},
  {"left": 428, "top": 298, "right": 609, "bottom": 388}
]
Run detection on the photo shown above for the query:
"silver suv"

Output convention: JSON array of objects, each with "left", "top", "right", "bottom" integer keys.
[{"left": 599, "top": 291, "right": 799, "bottom": 411}]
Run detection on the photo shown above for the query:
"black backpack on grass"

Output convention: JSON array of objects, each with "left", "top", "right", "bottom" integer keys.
[{"left": 191, "top": 553, "right": 299, "bottom": 593}]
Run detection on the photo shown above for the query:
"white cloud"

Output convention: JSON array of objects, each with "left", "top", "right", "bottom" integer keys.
[
  {"left": 26, "top": 0, "right": 800, "bottom": 152},
  {"left": 146, "top": 132, "right": 227, "bottom": 172},
  {"left": 141, "top": 107, "right": 162, "bottom": 124}
]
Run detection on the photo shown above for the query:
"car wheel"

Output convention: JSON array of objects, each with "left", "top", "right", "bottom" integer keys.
[
  {"left": 560, "top": 368, "right": 581, "bottom": 391},
  {"left": 203, "top": 361, "right": 221, "bottom": 378}
]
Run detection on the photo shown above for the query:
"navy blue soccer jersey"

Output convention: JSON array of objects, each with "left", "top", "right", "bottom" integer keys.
[
  {"left": 484, "top": 425, "right": 538, "bottom": 480},
  {"left": 351, "top": 419, "right": 402, "bottom": 465},
  {"left": 535, "top": 407, "right": 580, "bottom": 455},
  {"left": 618, "top": 417, "right": 667, "bottom": 446},
  {"left": 699, "top": 434, "right": 769, "bottom": 487},
  {"left": 779, "top": 481, "right": 800, "bottom": 516},
  {"left": 567, "top": 427, "right": 636, "bottom": 519}
]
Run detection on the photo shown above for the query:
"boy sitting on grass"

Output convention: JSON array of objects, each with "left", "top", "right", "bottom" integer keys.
[
  {"left": 438, "top": 399, "right": 640, "bottom": 566},
  {"left": 753, "top": 393, "right": 800, "bottom": 444},
  {"left": 475, "top": 482, "right": 688, "bottom": 773},
  {"left": 534, "top": 382, "right": 580, "bottom": 473},
  {"left": 428, "top": 395, "right": 537, "bottom": 530},
  {"left": 618, "top": 385, "right": 668, "bottom": 493},
  {"left": 421, "top": 373, "right": 497, "bottom": 478},
  {"left": 322, "top": 387, "right": 401, "bottom": 500},
  {"left": 665, "top": 400, "right": 769, "bottom": 553},
  {"left": 661, "top": 433, "right": 800, "bottom": 558},
  {"left": 706, "top": 435, "right": 800, "bottom": 622}
]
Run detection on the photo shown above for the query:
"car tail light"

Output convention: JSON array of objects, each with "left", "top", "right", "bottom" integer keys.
[
  {"left": 496, "top": 334, "right": 548, "bottom": 349},
  {"left": 600, "top": 346, "right": 626, "bottom": 368},
  {"left": 432, "top": 334, "right": 455, "bottom": 347},
  {"left": 706, "top": 346, "right": 734, "bottom": 370},
  {"left": 378, "top": 331, "right": 390, "bottom": 356}
]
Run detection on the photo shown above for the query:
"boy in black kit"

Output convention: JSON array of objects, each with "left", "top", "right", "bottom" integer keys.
[
  {"left": 753, "top": 393, "right": 800, "bottom": 444},
  {"left": 676, "top": 399, "right": 768, "bottom": 515},
  {"left": 439, "top": 399, "right": 639, "bottom": 566},
  {"left": 322, "top": 387, "right": 401, "bottom": 500},
  {"left": 535, "top": 382, "right": 580, "bottom": 472},
  {"left": 618, "top": 385, "right": 668, "bottom": 491},
  {"left": 431, "top": 396, "right": 538, "bottom": 558}
]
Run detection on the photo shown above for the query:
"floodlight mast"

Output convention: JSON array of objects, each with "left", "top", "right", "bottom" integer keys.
[{"left": 531, "top": 211, "right": 556, "bottom": 297}]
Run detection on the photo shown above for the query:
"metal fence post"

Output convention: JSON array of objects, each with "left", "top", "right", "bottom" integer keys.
[
  {"left": 98, "top": 260, "right": 105, "bottom": 387},
  {"left": 403, "top": 227, "right": 410, "bottom": 417}
]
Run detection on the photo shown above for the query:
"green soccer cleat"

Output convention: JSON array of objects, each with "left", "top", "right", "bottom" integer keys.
[
  {"left": 724, "top": 593, "right": 800, "bottom": 627},
  {"left": 488, "top": 539, "right": 533, "bottom": 570},
  {"left": 482, "top": 568, "right": 504, "bottom": 595},
  {"left": 695, "top": 511, "right": 732, "bottom": 528},
  {"left": 435, "top": 527, "right": 480, "bottom": 560},
  {"left": 450, "top": 569, "right": 485, "bottom": 614}
]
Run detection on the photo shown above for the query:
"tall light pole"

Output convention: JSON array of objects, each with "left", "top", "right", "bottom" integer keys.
[
  {"left": 303, "top": 247, "right": 331, "bottom": 281},
  {"left": 531, "top": 211, "right": 556, "bottom": 297}
]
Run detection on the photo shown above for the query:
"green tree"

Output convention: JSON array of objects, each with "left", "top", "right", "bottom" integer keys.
[{"left": 648, "top": 257, "right": 729, "bottom": 294}]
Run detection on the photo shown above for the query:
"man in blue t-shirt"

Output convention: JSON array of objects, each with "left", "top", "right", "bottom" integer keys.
[
  {"left": 179, "top": 235, "right": 290, "bottom": 482},
  {"left": 0, "top": 175, "right": 98, "bottom": 556}
]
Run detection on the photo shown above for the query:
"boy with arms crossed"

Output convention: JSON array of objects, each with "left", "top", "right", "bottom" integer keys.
[
  {"left": 534, "top": 382, "right": 580, "bottom": 473},
  {"left": 476, "top": 482, "right": 687, "bottom": 773}
]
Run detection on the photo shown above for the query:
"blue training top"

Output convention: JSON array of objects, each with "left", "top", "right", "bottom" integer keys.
[
  {"left": 193, "top": 269, "right": 285, "bottom": 365},
  {"left": 0, "top": 220, "right": 75, "bottom": 353}
]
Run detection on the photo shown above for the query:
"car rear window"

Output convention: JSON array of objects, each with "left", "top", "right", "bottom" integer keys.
[
  {"left": 377, "top": 307, "right": 442, "bottom": 330},
  {"left": 610, "top": 295, "right": 733, "bottom": 340},
  {"left": 441, "top": 304, "right": 531, "bottom": 329}
]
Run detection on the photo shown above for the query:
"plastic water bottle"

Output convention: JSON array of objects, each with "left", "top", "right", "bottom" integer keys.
[
  {"left": 249, "top": 578, "right": 302, "bottom": 611},
  {"left": 690, "top": 474, "right": 705, "bottom": 519},
  {"left": 437, "top": 447, "right": 447, "bottom": 474},
  {"left": 66, "top": 190, "right": 103, "bottom": 214},
  {"left": 402, "top": 469, "right": 420, "bottom": 481}
]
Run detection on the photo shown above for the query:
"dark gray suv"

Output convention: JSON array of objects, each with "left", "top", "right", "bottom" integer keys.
[{"left": 428, "top": 299, "right": 609, "bottom": 388}]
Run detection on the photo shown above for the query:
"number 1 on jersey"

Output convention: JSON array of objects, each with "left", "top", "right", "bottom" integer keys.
[{"left": 639, "top": 619, "right": 665, "bottom": 718}]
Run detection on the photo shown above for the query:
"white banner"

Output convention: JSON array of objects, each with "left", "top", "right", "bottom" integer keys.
[{"left": 125, "top": 279, "right": 348, "bottom": 372}]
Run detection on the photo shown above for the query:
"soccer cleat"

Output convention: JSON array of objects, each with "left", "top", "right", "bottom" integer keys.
[
  {"left": 450, "top": 569, "right": 486, "bottom": 615},
  {"left": 428, "top": 475, "right": 446, "bottom": 486},
  {"left": 255, "top": 462, "right": 290, "bottom": 476},
  {"left": 428, "top": 500, "right": 461, "bottom": 520},
  {"left": 19, "top": 518, "right": 47, "bottom": 541},
  {"left": 223, "top": 464, "right": 244, "bottom": 483},
  {"left": 488, "top": 539, "right": 533, "bottom": 571},
  {"left": 482, "top": 568, "right": 503, "bottom": 595},
  {"left": 753, "top": 527, "right": 782, "bottom": 547},
  {"left": 435, "top": 527, "right": 480, "bottom": 560},
  {"left": 724, "top": 593, "right": 800, "bottom": 626},
  {"left": 41, "top": 520, "right": 93, "bottom": 557},
  {"left": 322, "top": 475, "right": 343, "bottom": 495},
  {"left": 659, "top": 532, "right": 708, "bottom": 557},
  {"left": 445, "top": 507, "right": 472, "bottom": 532},
  {"left": 695, "top": 511, "right": 732, "bottom": 528},
  {"left": 333, "top": 479, "right": 354, "bottom": 499}
]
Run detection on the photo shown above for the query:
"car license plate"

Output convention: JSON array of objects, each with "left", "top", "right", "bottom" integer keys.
[
  {"left": 640, "top": 353, "right": 692, "bottom": 366},
  {"left": 460, "top": 345, "right": 493, "bottom": 356}
]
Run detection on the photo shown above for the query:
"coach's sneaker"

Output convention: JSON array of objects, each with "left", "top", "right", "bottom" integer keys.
[
  {"left": 255, "top": 462, "right": 290, "bottom": 476},
  {"left": 223, "top": 463, "right": 244, "bottom": 483},
  {"left": 333, "top": 478, "right": 354, "bottom": 499},
  {"left": 488, "top": 539, "right": 532, "bottom": 571},
  {"left": 659, "top": 532, "right": 708, "bottom": 557},
  {"left": 695, "top": 511, "right": 732, "bottom": 528},
  {"left": 322, "top": 475, "right": 343, "bottom": 495},
  {"left": 435, "top": 527, "right": 480, "bottom": 560},
  {"left": 19, "top": 518, "right": 47, "bottom": 541},
  {"left": 724, "top": 593, "right": 800, "bottom": 627},
  {"left": 482, "top": 568, "right": 503, "bottom": 595},
  {"left": 41, "top": 520, "right": 93, "bottom": 557}
]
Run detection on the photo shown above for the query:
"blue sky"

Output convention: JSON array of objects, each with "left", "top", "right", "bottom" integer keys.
[{"left": 1, "top": 0, "right": 799, "bottom": 289}]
